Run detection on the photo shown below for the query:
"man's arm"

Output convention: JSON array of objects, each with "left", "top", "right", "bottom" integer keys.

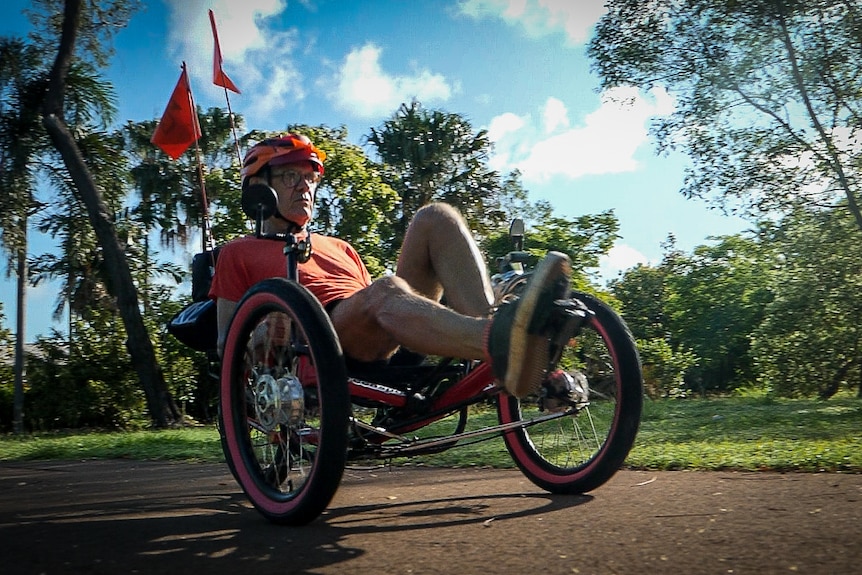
[{"left": 216, "top": 298, "right": 238, "bottom": 359}]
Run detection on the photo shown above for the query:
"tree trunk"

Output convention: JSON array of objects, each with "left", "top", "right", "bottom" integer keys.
[
  {"left": 819, "top": 361, "right": 850, "bottom": 400},
  {"left": 41, "top": 0, "right": 181, "bottom": 427},
  {"left": 13, "top": 240, "right": 26, "bottom": 434}
]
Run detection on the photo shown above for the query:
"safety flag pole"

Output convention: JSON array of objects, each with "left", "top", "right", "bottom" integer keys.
[
  {"left": 182, "top": 63, "right": 215, "bottom": 254},
  {"left": 150, "top": 62, "right": 213, "bottom": 254},
  {"left": 209, "top": 9, "right": 243, "bottom": 168}
]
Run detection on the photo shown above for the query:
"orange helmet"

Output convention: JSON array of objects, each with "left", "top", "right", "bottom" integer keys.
[{"left": 240, "top": 133, "right": 326, "bottom": 187}]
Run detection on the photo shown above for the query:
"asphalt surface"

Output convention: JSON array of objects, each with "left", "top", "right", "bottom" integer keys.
[{"left": 1, "top": 460, "right": 860, "bottom": 574}]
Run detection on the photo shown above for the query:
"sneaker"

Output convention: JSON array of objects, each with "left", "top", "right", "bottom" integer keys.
[{"left": 485, "top": 251, "right": 572, "bottom": 397}]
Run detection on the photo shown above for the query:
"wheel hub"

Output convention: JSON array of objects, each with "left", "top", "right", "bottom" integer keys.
[{"left": 253, "top": 372, "right": 305, "bottom": 431}]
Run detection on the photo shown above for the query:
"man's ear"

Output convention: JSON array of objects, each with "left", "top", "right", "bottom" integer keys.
[{"left": 242, "top": 166, "right": 271, "bottom": 192}]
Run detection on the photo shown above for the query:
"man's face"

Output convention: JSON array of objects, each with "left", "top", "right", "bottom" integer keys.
[{"left": 259, "top": 161, "right": 320, "bottom": 229}]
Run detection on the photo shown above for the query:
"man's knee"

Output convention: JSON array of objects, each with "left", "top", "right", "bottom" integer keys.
[
  {"left": 331, "top": 278, "right": 411, "bottom": 361},
  {"left": 364, "top": 275, "right": 414, "bottom": 310},
  {"left": 409, "top": 202, "right": 464, "bottom": 234}
]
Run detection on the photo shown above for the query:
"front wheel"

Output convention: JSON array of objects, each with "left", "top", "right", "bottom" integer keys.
[
  {"left": 220, "top": 278, "right": 350, "bottom": 525},
  {"left": 498, "top": 291, "right": 643, "bottom": 493}
]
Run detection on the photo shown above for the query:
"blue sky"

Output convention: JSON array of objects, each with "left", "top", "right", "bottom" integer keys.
[{"left": 1, "top": 0, "right": 748, "bottom": 338}]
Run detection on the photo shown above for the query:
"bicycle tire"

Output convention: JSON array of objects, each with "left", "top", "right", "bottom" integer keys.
[
  {"left": 220, "top": 278, "right": 350, "bottom": 525},
  {"left": 498, "top": 291, "right": 643, "bottom": 494}
]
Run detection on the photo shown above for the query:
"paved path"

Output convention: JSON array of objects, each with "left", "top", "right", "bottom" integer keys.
[{"left": 1, "top": 460, "right": 860, "bottom": 574}]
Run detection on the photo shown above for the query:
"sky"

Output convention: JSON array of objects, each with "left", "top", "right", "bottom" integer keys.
[{"left": 0, "top": 0, "right": 748, "bottom": 339}]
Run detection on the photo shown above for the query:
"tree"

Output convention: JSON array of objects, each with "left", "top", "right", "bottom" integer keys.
[
  {"left": 366, "top": 101, "right": 508, "bottom": 255},
  {"left": 0, "top": 38, "right": 47, "bottom": 433},
  {"left": 296, "top": 124, "right": 400, "bottom": 275},
  {"left": 609, "top": 263, "right": 669, "bottom": 342},
  {"left": 610, "top": 261, "right": 699, "bottom": 398},
  {"left": 663, "top": 234, "right": 775, "bottom": 393},
  {"left": 589, "top": 0, "right": 862, "bottom": 230},
  {"left": 32, "top": 129, "right": 128, "bottom": 333},
  {"left": 127, "top": 107, "right": 245, "bottom": 254},
  {"left": 39, "top": 0, "right": 180, "bottom": 427},
  {"left": 752, "top": 205, "right": 862, "bottom": 398}
]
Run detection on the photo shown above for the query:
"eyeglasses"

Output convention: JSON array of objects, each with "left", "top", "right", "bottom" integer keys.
[{"left": 271, "top": 169, "right": 322, "bottom": 188}]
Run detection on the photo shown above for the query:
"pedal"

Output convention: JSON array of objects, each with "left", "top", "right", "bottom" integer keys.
[
  {"left": 549, "top": 299, "right": 590, "bottom": 342},
  {"left": 543, "top": 299, "right": 592, "bottom": 369}
]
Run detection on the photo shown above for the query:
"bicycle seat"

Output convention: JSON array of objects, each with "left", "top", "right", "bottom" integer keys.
[{"left": 344, "top": 349, "right": 464, "bottom": 389}]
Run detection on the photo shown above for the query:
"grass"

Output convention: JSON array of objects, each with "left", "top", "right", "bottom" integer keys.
[
  {"left": 629, "top": 393, "right": 862, "bottom": 472},
  {"left": 1, "top": 394, "right": 861, "bottom": 473},
  {"left": 0, "top": 427, "right": 225, "bottom": 463}
]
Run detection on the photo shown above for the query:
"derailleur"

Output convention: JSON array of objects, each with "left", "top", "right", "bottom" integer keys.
[{"left": 539, "top": 369, "right": 590, "bottom": 413}]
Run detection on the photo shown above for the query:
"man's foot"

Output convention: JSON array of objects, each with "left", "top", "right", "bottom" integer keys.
[{"left": 486, "top": 251, "right": 572, "bottom": 397}]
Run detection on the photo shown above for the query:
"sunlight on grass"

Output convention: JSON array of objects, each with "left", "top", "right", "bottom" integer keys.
[
  {"left": 0, "top": 427, "right": 225, "bottom": 463},
  {"left": 1, "top": 396, "right": 861, "bottom": 472}
]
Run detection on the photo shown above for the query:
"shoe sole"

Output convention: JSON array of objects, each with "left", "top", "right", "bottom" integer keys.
[{"left": 504, "top": 251, "right": 571, "bottom": 398}]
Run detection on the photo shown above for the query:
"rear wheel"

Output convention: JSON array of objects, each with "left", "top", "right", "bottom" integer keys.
[
  {"left": 498, "top": 291, "right": 642, "bottom": 493},
  {"left": 220, "top": 278, "right": 350, "bottom": 525}
]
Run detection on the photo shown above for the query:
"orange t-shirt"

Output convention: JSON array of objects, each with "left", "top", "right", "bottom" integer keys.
[{"left": 208, "top": 233, "right": 372, "bottom": 307}]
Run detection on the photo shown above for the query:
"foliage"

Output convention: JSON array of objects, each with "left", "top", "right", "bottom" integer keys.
[
  {"left": 367, "top": 101, "right": 511, "bottom": 256},
  {"left": 31, "top": 129, "right": 128, "bottom": 323},
  {"left": 612, "top": 233, "right": 775, "bottom": 395},
  {"left": 0, "top": 38, "right": 48, "bottom": 262},
  {"left": 589, "top": 0, "right": 862, "bottom": 230},
  {"left": 663, "top": 234, "right": 775, "bottom": 393},
  {"left": 293, "top": 124, "right": 400, "bottom": 277},
  {"left": 0, "top": 303, "right": 12, "bottom": 430},
  {"left": 126, "top": 107, "right": 246, "bottom": 251},
  {"left": 609, "top": 263, "right": 668, "bottom": 341},
  {"left": 24, "top": 317, "right": 144, "bottom": 430},
  {"left": 24, "top": 0, "right": 142, "bottom": 69},
  {"left": 751, "top": 205, "right": 862, "bottom": 398},
  {"left": 637, "top": 337, "right": 699, "bottom": 398},
  {"left": 151, "top": 292, "right": 219, "bottom": 422}
]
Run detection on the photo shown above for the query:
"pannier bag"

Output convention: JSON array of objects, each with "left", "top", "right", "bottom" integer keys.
[{"left": 167, "top": 249, "right": 219, "bottom": 351}]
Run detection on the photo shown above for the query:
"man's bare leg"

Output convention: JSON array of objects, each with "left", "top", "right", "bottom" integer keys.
[
  {"left": 395, "top": 203, "right": 494, "bottom": 318},
  {"left": 330, "top": 275, "right": 488, "bottom": 363},
  {"left": 331, "top": 202, "right": 572, "bottom": 398}
]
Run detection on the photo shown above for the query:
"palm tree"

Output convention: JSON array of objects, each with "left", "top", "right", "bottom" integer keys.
[
  {"left": 125, "top": 107, "right": 245, "bottom": 257},
  {"left": 0, "top": 38, "right": 50, "bottom": 433},
  {"left": 39, "top": 0, "right": 181, "bottom": 427},
  {"left": 366, "top": 101, "right": 506, "bottom": 252}
]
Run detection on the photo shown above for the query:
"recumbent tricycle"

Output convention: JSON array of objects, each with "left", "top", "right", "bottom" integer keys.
[{"left": 176, "top": 182, "right": 643, "bottom": 525}]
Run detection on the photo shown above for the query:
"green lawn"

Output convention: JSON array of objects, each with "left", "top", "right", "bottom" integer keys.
[{"left": 1, "top": 394, "right": 860, "bottom": 472}]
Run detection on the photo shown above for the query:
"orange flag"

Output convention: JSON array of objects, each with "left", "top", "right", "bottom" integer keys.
[
  {"left": 209, "top": 10, "right": 241, "bottom": 94},
  {"left": 151, "top": 66, "right": 201, "bottom": 160}
]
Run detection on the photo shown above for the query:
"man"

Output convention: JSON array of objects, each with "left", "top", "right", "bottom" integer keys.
[{"left": 210, "top": 133, "right": 571, "bottom": 397}]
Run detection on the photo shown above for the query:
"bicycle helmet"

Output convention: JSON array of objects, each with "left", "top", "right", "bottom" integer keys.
[{"left": 240, "top": 133, "right": 326, "bottom": 188}]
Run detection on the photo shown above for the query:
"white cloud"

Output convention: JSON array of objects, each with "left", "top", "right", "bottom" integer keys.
[
  {"left": 487, "top": 112, "right": 528, "bottom": 171},
  {"left": 542, "top": 97, "right": 569, "bottom": 134},
  {"left": 327, "top": 44, "right": 454, "bottom": 120},
  {"left": 165, "top": 0, "right": 286, "bottom": 69},
  {"left": 458, "top": 0, "right": 607, "bottom": 45},
  {"left": 163, "top": 0, "right": 302, "bottom": 116},
  {"left": 597, "top": 244, "right": 651, "bottom": 283},
  {"left": 488, "top": 86, "right": 675, "bottom": 182},
  {"left": 488, "top": 112, "right": 527, "bottom": 142}
]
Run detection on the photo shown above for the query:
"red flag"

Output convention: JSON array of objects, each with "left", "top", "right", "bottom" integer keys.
[
  {"left": 151, "top": 67, "right": 201, "bottom": 160},
  {"left": 210, "top": 10, "right": 241, "bottom": 94}
]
